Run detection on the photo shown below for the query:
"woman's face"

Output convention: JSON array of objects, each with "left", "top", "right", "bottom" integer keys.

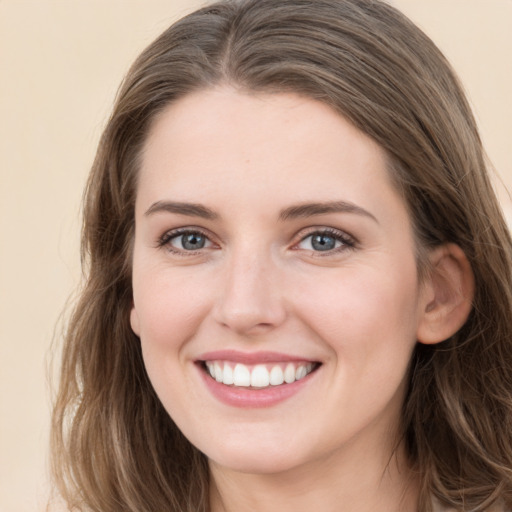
[{"left": 130, "top": 87, "right": 430, "bottom": 475}]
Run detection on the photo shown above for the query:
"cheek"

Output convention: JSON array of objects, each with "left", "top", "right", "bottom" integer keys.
[
  {"left": 132, "top": 269, "right": 214, "bottom": 417},
  {"left": 294, "top": 261, "right": 421, "bottom": 365},
  {"left": 131, "top": 268, "right": 214, "bottom": 381},
  {"left": 314, "top": 265, "right": 416, "bottom": 310},
  {"left": 133, "top": 264, "right": 209, "bottom": 335}
]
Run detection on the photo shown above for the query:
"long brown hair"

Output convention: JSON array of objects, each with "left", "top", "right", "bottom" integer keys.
[{"left": 51, "top": 1, "right": 512, "bottom": 510}]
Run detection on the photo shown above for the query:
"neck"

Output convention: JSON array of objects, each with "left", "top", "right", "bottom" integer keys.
[{"left": 209, "top": 441, "right": 419, "bottom": 512}]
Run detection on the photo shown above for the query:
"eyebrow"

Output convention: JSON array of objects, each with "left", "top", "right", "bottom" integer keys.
[
  {"left": 279, "top": 201, "right": 378, "bottom": 223},
  {"left": 144, "top": 201, "right": 218, "bottom": 220},
  {"left": 144, "top": 199, "right": 377, "bottom": 223}
]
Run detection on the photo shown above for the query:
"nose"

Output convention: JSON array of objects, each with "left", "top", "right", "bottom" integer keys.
[{"left": 213, "top": 249, "right": 287, "bottom": 336}]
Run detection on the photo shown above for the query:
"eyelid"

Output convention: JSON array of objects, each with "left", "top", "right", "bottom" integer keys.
[
  {"left": 292, "top": 226, "right": 357, "bottom": 253},
  {"left": 157, "top": 226, "right": 218, "bottom": 254},
  {"left": 156, "top": 225, "right": 357, "bottom": 256}
]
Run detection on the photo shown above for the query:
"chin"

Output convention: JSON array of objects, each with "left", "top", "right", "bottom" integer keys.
[
  {"left": 202, "top": 434, "right": 311, "bottom": 475},
  {"left": 209, "top": 451, "right": 304, "bottom": 476}
]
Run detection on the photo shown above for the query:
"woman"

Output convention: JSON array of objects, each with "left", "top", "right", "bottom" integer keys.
[{"left": 51, "top": 0, "right": 512, "bottom": 511}]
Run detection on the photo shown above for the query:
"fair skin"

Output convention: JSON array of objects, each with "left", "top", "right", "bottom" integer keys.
[{"left": 130, "top": 87, "right": 473, "bottom": 512}]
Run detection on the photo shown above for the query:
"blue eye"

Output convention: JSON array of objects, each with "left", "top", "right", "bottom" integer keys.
[
  {"left": 176, "top": 233, "right": 207, "bottom": 250},
  {"left": 311, "top": 233, "right": 338, "bottom": 251},
  {"left": 297, "top": 230, "right": 353, "bottom": 252},
  {"left": 160, "top": 230, "right": 213, "bottom": 252}
]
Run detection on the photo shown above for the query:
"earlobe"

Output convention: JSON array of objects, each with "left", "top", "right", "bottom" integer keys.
[
  {"left": 130, "top": 305, "right": 141, "bottom": 336},
  {"left": 417, "top": 243, "right": 474, "bottom": 345}
]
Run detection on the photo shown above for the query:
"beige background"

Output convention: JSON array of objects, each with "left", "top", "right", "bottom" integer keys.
[{"left": 0, "top": 1, "right": 511, "bottom": 511}]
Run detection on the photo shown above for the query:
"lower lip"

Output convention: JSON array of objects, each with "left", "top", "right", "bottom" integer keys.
[{"left": 197, "top": 365, "right": 318, "bottom": 408}]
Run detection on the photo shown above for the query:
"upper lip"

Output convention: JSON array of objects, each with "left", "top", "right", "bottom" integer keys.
[{"left": 196, "top": 350, "right": 319, "bottom": 364}]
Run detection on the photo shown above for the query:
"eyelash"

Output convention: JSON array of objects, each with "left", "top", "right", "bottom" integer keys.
[
  {"left": 295, "top": 228, "right": 356, "bottom": 255},
  {"left": 157, "top": 228, "right": 214, "bottom": 255},
  {"left": 157, "top": 227, "right": 356, "bottom": 256}
]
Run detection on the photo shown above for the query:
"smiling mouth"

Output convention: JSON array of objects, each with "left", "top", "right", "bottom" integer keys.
[{"left": 201, "top": 360, "right": 320, "bottom": 389}]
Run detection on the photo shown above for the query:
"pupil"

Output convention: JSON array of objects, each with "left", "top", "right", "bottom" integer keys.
[
  {"left": 311, "top": 234, "right": 335, "bottom": 251},
  {"left": 182, "top": 233, "right": 205, "bottom": 250}
]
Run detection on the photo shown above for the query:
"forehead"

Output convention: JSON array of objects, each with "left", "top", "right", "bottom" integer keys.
[{"left": 137, "top": 87, "right": 405, "bottom": 224}]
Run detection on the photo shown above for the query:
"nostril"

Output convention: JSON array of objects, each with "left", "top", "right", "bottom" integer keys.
[
  {"left": 214, "top": 297, "right": 287, "bottom": 334},
  {"left": 212, "top": 264, "right": 287, "bottom": 333}
]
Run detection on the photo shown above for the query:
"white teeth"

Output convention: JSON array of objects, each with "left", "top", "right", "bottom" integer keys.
[
  {"left": 205, "top": 361, "right": 316, "bottom": 388},
  {"left": 251, "top": 365, "right": 270, "bottom": 387},
  {"left": 269, "top": 366, "right": 284, "bottom": 386},
  {"left": 284, "top": 363, "right": 296, "bottom": 384},
  {"left": 214, "top": 362, "right": 223, "bottom": 382},
  {"left": 233, "top": 364, "right": 251, "bottom": 387},
  {"left": 223, "top": 363, "right": 234, "bottom": 385},
  {"left": 295, "top": 365, "right": 307, "bottom": 380}
]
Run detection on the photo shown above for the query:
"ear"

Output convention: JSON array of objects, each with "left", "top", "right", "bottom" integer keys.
[
  {"left": 417, "top": 243, "right": 474, "bottom": 345},
  {"left": 130, "top": 303, "right": 141, "bottom": 337}
]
